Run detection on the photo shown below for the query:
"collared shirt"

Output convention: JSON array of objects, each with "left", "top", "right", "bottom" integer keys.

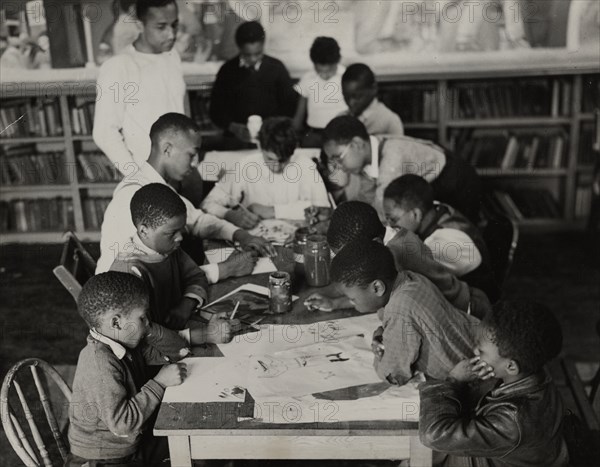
[
  {"left": 201, "top": 150, "right": 330, "bottom": 219},
  {"left": 89, "top": 329, "right": 127, "bottom": 360},
  {"left": 357, "top": 98, "right": 404, "bottom": 137},
  {"left": 374, "top": 270, "right": 479, "bottom": 386},
  {"left": 96, "top": 161, "right": 238, "bottom": 283}
]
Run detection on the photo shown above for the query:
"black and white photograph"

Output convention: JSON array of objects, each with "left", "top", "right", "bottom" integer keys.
[{"left": 0, "top": 0, "right": 599, "bottom": 466}]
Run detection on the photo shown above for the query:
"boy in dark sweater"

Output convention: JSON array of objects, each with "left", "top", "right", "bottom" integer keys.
[
  {"left": 66, "top": 272, "right": 188, "bottom": 466},
  {"left": 110, "top": 183, "right": 240, "bottom": 345},
  {"left": 209, "top": 21, "right": 298, "bottom": 148},
  {"left": 329, "top": 240, "right": 479, "bottom": 386},
  {"left": 419, "top": 301, "right": 569, "bottom": 467}
]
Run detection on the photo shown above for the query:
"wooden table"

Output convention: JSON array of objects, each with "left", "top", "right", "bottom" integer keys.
[{"left": 154, "top": 272, "right": 432, "bottom": 467}]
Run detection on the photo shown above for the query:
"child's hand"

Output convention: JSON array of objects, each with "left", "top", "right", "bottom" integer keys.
[
  {"left": 220, "top": 250, "right": 258, "bottom": 278},
  {"left": 449, "top": 357, "right": 495, "bottom": 383},
  {"left": 304, "top": 293, "right": 334, "bottom": 312},
  {"left": 225, "top": 207, "right": 260, "bottom": 229},
  {"left": 371, "top": 326, "right": 385, "bottom": 359},
  {"left": 248, "top": 203, "right": 275, "bottom": 220},
  {"left": 166, "top": 298, "right": 198, "bottom": 330},
  {"left": 204, "top": 316, "right": 242, "bottom": 344},
  {"left": 155, "top": 362, "right": 187, "bottom": 387}
]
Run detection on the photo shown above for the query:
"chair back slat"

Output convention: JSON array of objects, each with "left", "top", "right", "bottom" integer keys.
[
  {"left": 13, "top": 380, "right": 53, "bottom": 467},
  {"left": 53, "top": 232, "right": 97, "bottom": 303},
  {"left": 30, "top": 365, "right": 69, "bottom": 460},
  {"left": 9, "top": 410, "right": 40, "bottom": 467},
  {"left": 2, "top": 358, "right": 73, "bottom": 467}
]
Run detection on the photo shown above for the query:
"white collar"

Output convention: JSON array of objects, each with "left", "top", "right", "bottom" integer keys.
[
  {"left": 363, "top": 135, "right": 380, "bottom": 179},
  {"left": 239, "top": 57, "right": 261, "bottom": 71},
  {"left": 131, "top": 232, "right": 166, "bottom": 258},
  {"left": 90, "top": 329, "right": 127, "bottom": 360}
]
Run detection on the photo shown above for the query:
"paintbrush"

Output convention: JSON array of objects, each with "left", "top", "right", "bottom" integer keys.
[{"left": 230, "top": 301, "right": 240, "bottom": 321}]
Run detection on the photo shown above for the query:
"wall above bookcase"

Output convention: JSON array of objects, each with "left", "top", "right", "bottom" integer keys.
[{"left": 0, "top": 59, "right": 598, "bottom": 243}]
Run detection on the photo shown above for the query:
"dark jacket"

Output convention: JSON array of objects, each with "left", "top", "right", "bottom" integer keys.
[{"left": 419, "top": 372, "right": 569, "bottom": 467}]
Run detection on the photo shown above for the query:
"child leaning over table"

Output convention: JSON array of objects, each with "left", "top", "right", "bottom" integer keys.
[
  {"left": 66, "top": 272, "right": 188, "bottom": 467},
  {"left": 201, "top": 116, "right": 330, "bottom": 229},
  {"left": 110, "top": 183, "right": 242, "bottom": 346},
  {"left": 419, "top": 301, "right": 569, "bottom": 467},
  {"left": 305, "top": 201, "right": 491, "bottom": 319},
  {"left": 330, "top": 239, "right": 480, "bottom": 386}
]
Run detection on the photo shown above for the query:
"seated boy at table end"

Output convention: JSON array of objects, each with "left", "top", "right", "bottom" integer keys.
[
  {"left": 419, "top": 300, "right": 569, "bottom": 467},
  {"left": 330, "top": 240, "right": 479, "bottom": 386},
  {"left": 305, "top": 201, "right": 491, "bottom": 318},
  {"left": 201, "top": 116, "right": 330, "bottom": 228},
  {"left": 111, "top": 183, "right": 242, "bottom": 346},
  {"left": 66, "top": 272, "right": 188, "bottom": 467}
]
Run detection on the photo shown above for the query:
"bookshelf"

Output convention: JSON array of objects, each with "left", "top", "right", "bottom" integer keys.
[{"left": 0, "top": 61, "right": 598, "bottom": 243}]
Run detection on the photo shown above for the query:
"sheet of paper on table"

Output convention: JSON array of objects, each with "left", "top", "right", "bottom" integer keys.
[
  {"left": 161, "top": 314, "right": 421, "bottom": 424},
  {"left": 204, "top": 247, "right": 277, "bottom": 275}
]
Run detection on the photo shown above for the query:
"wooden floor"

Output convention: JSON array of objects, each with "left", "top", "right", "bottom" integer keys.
[{"left": 0, "top": 232, "right": 598, "bottom": 467}]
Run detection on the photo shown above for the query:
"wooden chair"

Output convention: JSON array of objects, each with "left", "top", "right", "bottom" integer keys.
[
  {"left": 1, "top": 358, "right": 72, "bottom": 467},
  {"left": 52, "top": 232, "right": 97, "bottom": 303}
]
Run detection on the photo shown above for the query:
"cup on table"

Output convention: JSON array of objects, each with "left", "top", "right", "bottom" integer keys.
[{"left": 247, "top": 115, "right": 263, "bottom": 142}]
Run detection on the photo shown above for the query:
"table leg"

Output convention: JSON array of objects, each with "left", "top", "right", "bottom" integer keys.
[
  {"left": 410, "top": 435, "right": 432, "bottom": 467},
  {"left": 168, "top": 435, "right": 192, "bottom": 467}
]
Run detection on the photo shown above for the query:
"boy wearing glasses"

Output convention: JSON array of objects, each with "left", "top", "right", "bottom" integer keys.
[{"left": 321, "top": 116, "right": 482, "bottom": 222}]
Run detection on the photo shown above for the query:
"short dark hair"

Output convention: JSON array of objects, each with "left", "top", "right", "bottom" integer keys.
[
  {"left": 131, "top": 183, "right": 186, "bottom": 229},
  {"left": 136, "top": 0, "right": 176, "bottom": 23},
  {"left": 327, "top": 201, "right": 385, "bottom": 252},
  {"left": 331, "top": 240, "right": 397, "bottom": 288},
  {"left": 485, "top": 301, "right": 563, "bottom": 374},
  {"left": 235, "top": 21, "right": 265, "bottom": 47},
  {"left": 342, "top": 63, "right": 376, "bottom": 88},
  {"left": 149, "top": 112, "right": 200, "bottom": 144},
  {"left": 258, "top": 117, "right": 298, "bottom": 162},
  {"left": 78, "top": 272, "right": 149, "bottom": 329},
  {"left": 310, "top": 37, "right": 341, "bottom": 65},
  {"left": 384, "top": 175, "right": 434, "bottom": 213},
  {"left": 323, "top": 116, "right": 369, "bottom": 145}
]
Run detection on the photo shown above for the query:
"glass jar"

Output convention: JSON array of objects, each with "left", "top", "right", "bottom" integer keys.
[
  {"left": 268, "top": 271, "right": 292, "bottom": 314},
  {"left": 304, "top": 235, "right": 331, "bottom": 287},
  {"left": 292, "top": 227, "right": 312, "bottom": 279}
]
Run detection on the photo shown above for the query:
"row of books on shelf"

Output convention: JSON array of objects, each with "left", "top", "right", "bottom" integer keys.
[
  {"left": 1, "top": 146, "right": 121, "bottom": 186},
  {"left": 189, "top": 92, "right": 218, "bottom": 132},
  {"left": 1, "top": 145, "right": 69, "bottom": 185},
  {"left": 78, "top": 152, "right": 121, "bottom": 183},
  {"left": 491, "top": 189, "right": 561, "bottom": 221},
  {"left": 448, "top": 79, "right": 570, "bottom": 119},
  {"left": 82, "top": 197, "right": 111, "bottom": 230},
  {"left": 453, "top": 130, "right": 566, "bottom": 170},
  {"left": 70, "top": 98, "right": 96, "bottom": 136},
  {"left": 578, "top": 124, "right": 599, "bottom": 166},
  {"left": 0, "top": 99, "right": 63, "bottom": 138},
  {"left": 381, "top": 86, "right": 438, "bottom": 123},
  {"left": 0, "top": 197, "right": 74, "bottom": 232}
]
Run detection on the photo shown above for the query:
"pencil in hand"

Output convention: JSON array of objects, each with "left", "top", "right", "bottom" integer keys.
[{"left": 230, "top": 301, "right": 241, "bottom": 321}]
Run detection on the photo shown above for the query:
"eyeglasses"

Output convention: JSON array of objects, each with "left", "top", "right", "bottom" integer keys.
[{"left": 330, "top": 144, "right": 351, "bottom": 164}]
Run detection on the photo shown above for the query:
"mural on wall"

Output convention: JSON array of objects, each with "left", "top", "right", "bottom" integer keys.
[{"left": 0, "top": 0, "right": 598, "bottom": 70}]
